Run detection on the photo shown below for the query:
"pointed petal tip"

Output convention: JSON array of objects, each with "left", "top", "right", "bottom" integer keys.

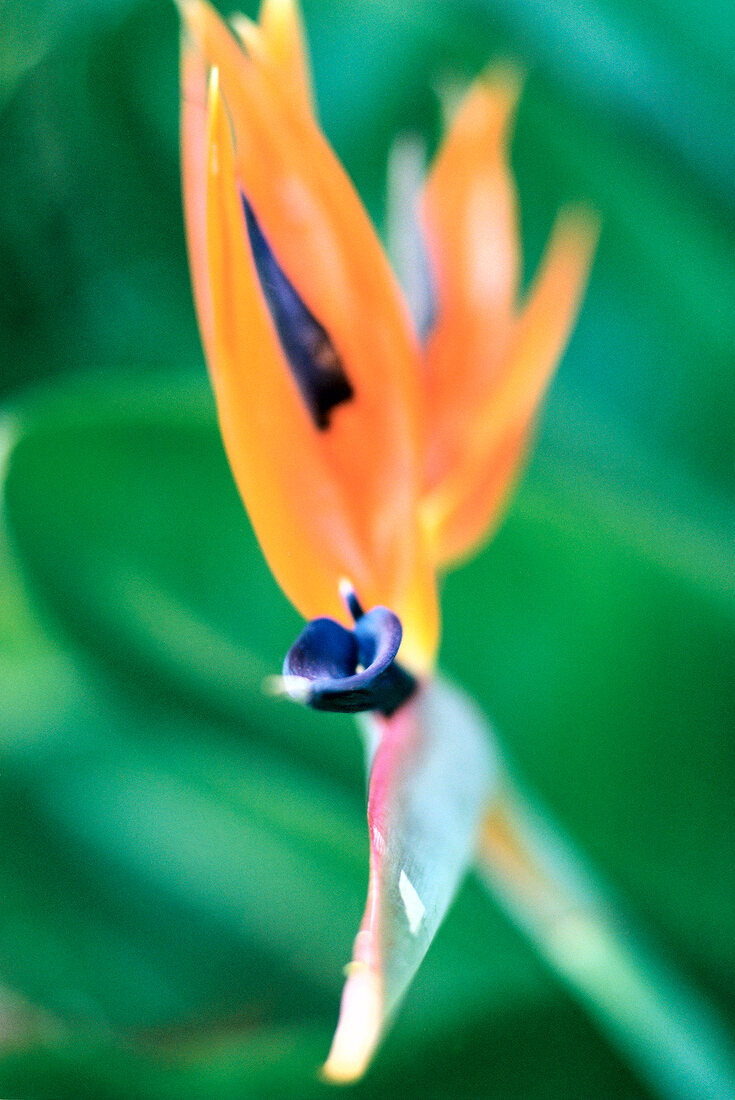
[
  {"left": 261, "top": 0, "right": 299, "bottom": 20},
  {"left": 256, "top": 0, "right": 314, "bottom": 111},
  {"left": 230, "top": 13, "right": 264, "bottom": 59},
  {"left": 260, "top": 0, "right": 306, "bottom": 46},
  {"left": 434, "top": 59, "right": 523, "bottom": 133},
  {"left": 173, "top": 0, "right": 198, "bottom": 27},
  {"left": 557, "top": 203, "right": 602, "bottom": 253},
  {"left": 478, "top": 59, "right": 525, "bottom": 103},
  {"left": 322, "top": 964, "right": 382, "bottom": 1085},
  {"left": 473, "top": 60, "right": 525, "bottom": 117},
  {"left": 539, "top": 202, "right": 601, "bottom": 308},
  {"left": 174, "top": 0, "right": 199, "bottom": 47},
  {"left": 175, "top": 0, "right": 237, "bottom": 61}
]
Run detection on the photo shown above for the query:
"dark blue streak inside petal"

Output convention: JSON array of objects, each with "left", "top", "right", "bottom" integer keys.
[
  {"left": 242, "top": 194, "right": 354, "bottom": 430},
  {"left": 283, "top": 607, "right": 416, "bottom": 716}
]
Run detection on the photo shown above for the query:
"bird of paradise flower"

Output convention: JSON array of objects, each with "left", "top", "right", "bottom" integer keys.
[{"left": 174, "top": 2, "right": 735, "bottom": 1095}]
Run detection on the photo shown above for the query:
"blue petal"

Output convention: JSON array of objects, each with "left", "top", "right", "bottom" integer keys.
[
  {"left": 283, "top": 607, "right": 416, "bottom": 715},
  {"left": 242, "top": 194, "right": 354, "bottom": 431}
]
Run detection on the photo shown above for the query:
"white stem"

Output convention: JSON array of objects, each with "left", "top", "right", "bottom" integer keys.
[{"left": 476, "top": 787, "right": 735, "bottom": 1100}]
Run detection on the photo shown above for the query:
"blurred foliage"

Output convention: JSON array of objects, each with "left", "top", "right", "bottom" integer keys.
[{"left": 0, "top": 0, "right": 733, "bottom": 1097}]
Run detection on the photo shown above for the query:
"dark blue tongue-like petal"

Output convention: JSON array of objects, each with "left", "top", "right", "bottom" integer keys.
[
  {"left": 242, "top": 193, "right": 354, "bottom": 431},
  {"left": 283, "top": 606, "right": 416, "bottom": 716},
  {"left": 285, "top": 618, "right": 358, "bottom": 683}
]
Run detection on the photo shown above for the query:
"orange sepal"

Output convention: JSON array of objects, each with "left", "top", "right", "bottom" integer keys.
[
  {"left": 423, "top": 208, "right": 599, "bottom": 567},
  {"left": 180, "top": 1, "right": 439, "bottom": 667},
  {"left": 421, "top": 69, "right": 522, "bottom": 495},
  {"left": 231, "top": 0, "right": 314, "bottom": 115},
  {"left": 204, "top": 68, "right": 369, "bottom": 625}
]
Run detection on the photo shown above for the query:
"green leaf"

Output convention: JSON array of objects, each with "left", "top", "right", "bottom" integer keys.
[
  {"left": 0, "top": 387, "right": 553, "bottom": 1088},
  {"left": 2, "top": 378, "right": 361, "bottom": 787}
]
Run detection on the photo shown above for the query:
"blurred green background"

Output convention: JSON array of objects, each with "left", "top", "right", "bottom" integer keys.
[{"left": 0, "top": 0, "right": 733, "bottom": 1097}]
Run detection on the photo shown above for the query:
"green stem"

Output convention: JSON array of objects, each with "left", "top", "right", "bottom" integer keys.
[{"left": 476, "top": 787, "right": 735, "bottom": 1100}]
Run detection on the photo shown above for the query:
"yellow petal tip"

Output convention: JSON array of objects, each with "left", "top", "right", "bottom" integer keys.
[
  {"left": 558, "top": 203, "right": 602, "bottom": 247},
  {"left": 174, "top": 0, "right": 218, "bottom": 50},
  {"left": 261, "top": 0, "right": 299, "bottom": 27},
  {"left": 173, "top": 0, "right": 197, "bottom": 24},
  {"left": 231, "top": 14, "right": 264, "bottom": 58},
  {"left": 479, "top": 59, "right": 525, "bottom": 102}
]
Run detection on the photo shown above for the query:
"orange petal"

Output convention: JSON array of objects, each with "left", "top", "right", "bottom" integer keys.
[
  {"left": 425, "top": 425, "right": 529, "bottom": 567},
  {"left": 232, "top": 0, "right": 313, "bottom": 114},
  {"left": 180, "top": 1, "right": 438, "bottom": 667},
  {"left": 421, "top": 69, "right": 522, "bottom": 494},
  {"left": 424, "top": 208, "right": 599, "bottom": 567},
  {"left": 204, "top": 67, "right": 368, "bottom": 624}
]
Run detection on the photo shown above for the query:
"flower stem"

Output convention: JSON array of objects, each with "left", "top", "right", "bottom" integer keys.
[{"left": 476, "top": 787, "right": 735, "bottom": 1100}]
